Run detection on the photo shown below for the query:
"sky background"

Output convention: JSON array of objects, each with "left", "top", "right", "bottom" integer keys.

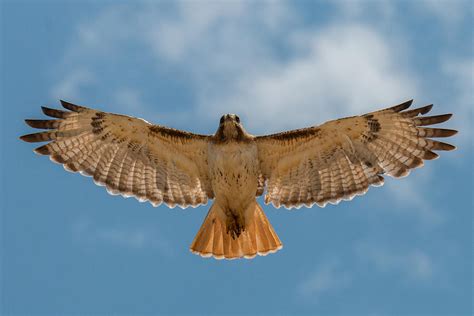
[{"left": 1, "top": 1, "right": 473, "bottom": 315}]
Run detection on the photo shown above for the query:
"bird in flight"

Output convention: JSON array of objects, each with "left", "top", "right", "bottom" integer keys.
[{"left": 21, "top": 100, "right": 456, "bottom": 259}]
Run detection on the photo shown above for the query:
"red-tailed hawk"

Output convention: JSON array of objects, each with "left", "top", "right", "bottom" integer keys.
[{"left": 21, "top": 100, "right": 456, "bottom": 259}]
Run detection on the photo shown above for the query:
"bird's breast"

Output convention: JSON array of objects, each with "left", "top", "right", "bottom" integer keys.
[{"left": 208, "top": 142, "right": 259, "bottom": 210}]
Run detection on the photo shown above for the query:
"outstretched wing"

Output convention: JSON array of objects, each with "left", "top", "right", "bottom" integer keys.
[
  {"left": 256, "top": 100, "right": 457, "bottom": 209},
  {"left": 21, "top": 100, "right": 213, "bottom": 208}
]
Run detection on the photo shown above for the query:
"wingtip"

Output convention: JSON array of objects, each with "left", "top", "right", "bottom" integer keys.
[
  {"left": 33, "top": 144, "right": 51, "bottom": 155},
  {"left": 60, "top": 99, "right": 87, "bottom": 112},
  {"left": 391, "top": 99, "right": 413, "bottom": 112},
  {"left": 438, "top": 113, "right": 454, "bottom": 123},
  {"left": 59, "top": 99, "right": 71, "bottom": 109},
  {"left": 444, "top": 143, "right": 457, "bottom": 151},
  {"left": 440, "top": 129, "right": 458, "bottom": 137},
  {"left": 414, "top": 113, "right": 454, "bottom": 126},
  {"left": 420, "top": 104, "right": 433, "bottom": 115},
  {"left": 405, "top": 99, "right": 414, "bottom": 107},
  {"left": 24, "top": 119, "right": 34, "bottom": 127},
  {"left": 19, "top": 134, "right": 33, "bottom": 142},
  {"left": 421, "top": 104, "right": 433, "bottom": 114},
  {"left": 41, "top": 106, "right": 69, "bottom": 118},
  {"left": 24, "top": 119, "right": 56, "bottom": 129}
]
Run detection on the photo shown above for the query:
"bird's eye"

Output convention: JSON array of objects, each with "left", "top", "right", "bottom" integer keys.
[{"left": 235, "top": 116, "right": 240, "bottom": 123}]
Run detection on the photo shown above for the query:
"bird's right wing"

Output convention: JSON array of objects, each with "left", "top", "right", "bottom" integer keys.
[
  {"left": 256, "top": 100, "right": 457, "bottom": 209},
  {"left": 21, "top": 100, "right": 213, "bottom": 208}
]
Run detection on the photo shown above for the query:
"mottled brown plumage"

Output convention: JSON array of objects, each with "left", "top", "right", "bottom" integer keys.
[{"left": 21, "top": 99, "right": 457, "bottom": 259}]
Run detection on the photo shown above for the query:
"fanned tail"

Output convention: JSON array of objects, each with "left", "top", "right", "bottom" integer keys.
[{"left": 190, "top": 201, "right": 282, "bottom": 260}]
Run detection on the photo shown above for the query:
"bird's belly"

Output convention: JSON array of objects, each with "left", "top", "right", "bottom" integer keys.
[{"left": 209, "top": 142, "right": 259, "bottom": 212}]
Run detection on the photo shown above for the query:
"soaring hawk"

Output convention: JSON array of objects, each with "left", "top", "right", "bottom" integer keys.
[{"left": 21, "top": 100, "right": 457, "bottom": 259}]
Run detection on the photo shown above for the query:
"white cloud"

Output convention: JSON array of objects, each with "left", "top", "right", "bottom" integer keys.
[
  {"left": 146, "top": 2, "right": 248, "bottom": 63},
  {"left": 356, "top": 242, "right": 434, "bottom": 281},
  {"left": 50, "top": 1, "right": 470, "bottom": 142},
  {"left": 205, "top": 23, "right": 417, "bottom": 133},
  {"left": 52, "top": 2, "right": 417, "bottom": 134},
  {"left": 298, "top": 259, "right": 351, "bottom": 300},
  {"left": 50, "top": 2, "right": 294, "bottom": 126}
]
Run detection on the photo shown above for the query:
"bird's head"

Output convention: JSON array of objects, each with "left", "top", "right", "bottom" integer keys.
[{"left": 214, "top": 114, "right": 249, "bottom": 142}]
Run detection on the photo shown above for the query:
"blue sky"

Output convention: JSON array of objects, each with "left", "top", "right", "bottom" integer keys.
[{"left": 1, "top": 1, "right": 472, "bottom": 315}]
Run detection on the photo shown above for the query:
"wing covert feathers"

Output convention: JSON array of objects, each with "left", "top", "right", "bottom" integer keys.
[
  {"left": 256, "top": 100, "right": 457, "bottom": 209},
  {"left": 190, "top": 201, "right": 282, "bottom": 260},
  {"left": 21, "top": 100, "right": 213, "bottom": 208}
]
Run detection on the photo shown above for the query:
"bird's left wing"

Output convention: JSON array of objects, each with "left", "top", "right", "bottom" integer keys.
[
  {"left": 21, "top": 100, "right": 213, "bottom": 208},
  {"left": 255, "top": 100, "right": 457, "bottom": 209}
]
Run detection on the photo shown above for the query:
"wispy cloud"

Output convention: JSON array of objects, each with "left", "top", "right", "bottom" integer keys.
[
  {"left": 208, "top": 22, "right": 417, "bottom": 133},
  {"left": 112, "top": 87, "right": 148, "bottom": 115},
  {"left": 72, "top": 219, "right": 173, "bottom": 256},
  {"left": 416, "top": 0, "right": 471, "bottom": 26},
  {"left": 298, "top": 258, "right": 352, "bottom": 301},
  {"left": 146, "top": 2, "right": 250, "bottom": 63},
  {"left": 442, "top": 58, "right": 473, "bottom": 146},
  {"left": 298, "top": 242, "right": 435, "bottom": 301},
  {"left": 50, "top": 68, "right": 97, "bottom": 101},
  {"left": 356, "top": 242, "right": 435, "bottom": 281},
  {"left": 48, "top": 2, "right": 293, "bottom": 126},
  {"left": 335, "top": 0, "right": 471, "bottom": 28},
  {"left": 334, "top": 0, "right": 395, "bottom": 21},
  {"left": 381, "top": 170, "right": 444, "bottom": 226}
]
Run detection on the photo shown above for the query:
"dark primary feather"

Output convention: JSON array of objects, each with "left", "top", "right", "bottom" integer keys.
[
  {"left": 25, "top": 119, "right": 60, "bottom": 129},
  {"left": 41, "top": 106, "right": 69, "bottom": 118},
  {"left": 60, "top": 99, "right": 88, "bottom": 112},
  {"left": 386, "top": 99, "right": 413, "bottom": 112}
]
